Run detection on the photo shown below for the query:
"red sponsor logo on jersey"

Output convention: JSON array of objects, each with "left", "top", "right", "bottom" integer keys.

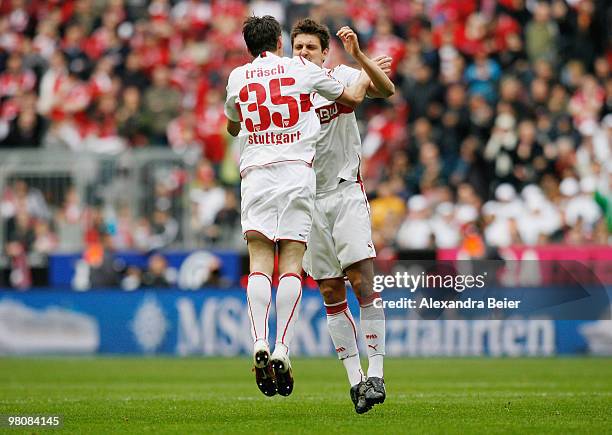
[{"left": 315, "top": 102, "right": 354, "bottom": 124}]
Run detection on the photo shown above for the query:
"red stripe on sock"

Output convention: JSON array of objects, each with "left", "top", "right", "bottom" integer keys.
[
  {"left": 264, "top": 286, "right": 271, "bottom": 341},
  {"left": 247, "top": 296, "right": 258, "bottom": 340},
  {"left": 249, "top": 271, "right": 272, "bottom": 285},
  {"left": 281, "top": 288, "right": 302, "bottom": 344},
  {"left": 325, "top": 301, "right": 348, "bottom": 315},
  {"left": 280, "top": 272, "right": 302, "bottom": 282},
  {"left": 343, "top": 310, "right": 358, "bottom": 342}
]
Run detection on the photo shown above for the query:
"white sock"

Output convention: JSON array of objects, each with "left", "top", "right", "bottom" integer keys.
[
  {"left": 246, "top": 272, "right": 272, "bottom": 344},
  {"left": 359, "top": 293, "right": 385, "bottom": 378},
  {"left": 326, "top": 299, "right": 364, "bottom": 386},
  {"left": 274, "top": 273, "right": 302, "bottom": 356}
]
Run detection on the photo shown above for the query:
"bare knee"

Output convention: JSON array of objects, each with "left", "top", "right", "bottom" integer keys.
[
  {"left": 345, "top": 259, "right": 374, "bottom": 300},
  {"left": 278, "top": 240, "right": 306, "bottom": 276},
  {"left": 246, "top": 232, "right": 275, "bottom": 276},
  {"left": 319, "top": 278, "right": 347, "bottom": 305}
]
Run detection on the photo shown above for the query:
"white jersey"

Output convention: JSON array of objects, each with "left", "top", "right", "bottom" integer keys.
[
  {"left": 312, "top": 65, "right": 363, "bottom": 194},
  {"left": 224, "top": 51, "right": 344, "bottom": 175}
]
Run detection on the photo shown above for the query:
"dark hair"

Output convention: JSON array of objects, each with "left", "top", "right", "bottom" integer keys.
[
  {"left": 242, "top": 15, "right": 282, "bottom": 57},
  {"left": 290, "top": 18, "right": 331, "bottom": 51}
]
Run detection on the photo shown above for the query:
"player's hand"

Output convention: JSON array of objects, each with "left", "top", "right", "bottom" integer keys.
[
  {"left": 337, "top": 26, "right": 362, "bottom": 58},
  {"left": 372, "top": 55, "right": 393, "bottom": 75}
]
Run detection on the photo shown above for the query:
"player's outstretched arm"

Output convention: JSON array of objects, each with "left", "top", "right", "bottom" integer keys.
[
  {"left": 337, "top": 26, "right": 395, "bottom": 99},
  {"left": 366, "top": 55, "right": 394, "bottom": 98}
]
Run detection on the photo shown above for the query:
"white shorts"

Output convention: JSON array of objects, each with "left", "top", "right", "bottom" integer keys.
[
  {"left": 241, "top": 162, "right": 315, "bottom": 243},
  {"left": 303, "top": 181, "right": 376, "bottom": 280}
]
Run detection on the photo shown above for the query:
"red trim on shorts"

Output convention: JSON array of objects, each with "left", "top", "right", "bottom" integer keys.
[
  {"left": 357, "top": 180, "right": 371, "bottom": 217},
  {"left": 240, "top": 159, "right": 313, "bottom": 177},
  {"left": 249, "top": 271, "right": 272, "bottom": 286},
  {"left": 355, "top": 155, "right": 370, "bottom": 216},
  {"left": 244, "top": 230, "right": 275, "bottom": 243},
  {"left": 276, "top": 238, "right": 307, "bottom": 245},
  {"left": 358, "top": 292, "right": 382, "bottom": 307},
  {"left": 325, "top": 300, "right": 348, "bottom": 315},
  {"left": 343, "top": 309, "right": 358, "bottom": 342},
  {"left": 280, "top": 272, "right": 302, "bottom": 282},
  {"left": 281, "top": 287, "right": 302, "bottom": 344}
]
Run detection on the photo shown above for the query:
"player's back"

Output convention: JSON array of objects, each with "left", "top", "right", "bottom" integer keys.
[{"left": 225, "top": 51, "right": 344, "bottom": 175}]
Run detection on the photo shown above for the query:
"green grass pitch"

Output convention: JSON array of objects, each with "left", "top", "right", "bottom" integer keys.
[{"left": 0, "top": 357, "right": 610, "bottom": 434}]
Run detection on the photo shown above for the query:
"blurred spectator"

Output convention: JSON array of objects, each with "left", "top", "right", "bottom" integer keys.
[
  {"left": 396, "top": 195, "right": 433, "bottom": 249},
  {"left": 0, "top": 106, "right": 44, "bottom": 148},
  {"left": 207, "top": 188, "right": 241, "bottom": 248},
  {"left": 5, "top": 207, "right": 35, "bottom": 254},
  {"left": 0, "top": 179, "right": 50, "bottom": 221},
  {"left": 401, "top": 59, "right": 443, "bottom": 122},
  {"left": 116, "top": 86, "right": 148, "bottom": 146},
  {"left": 83, "top": 94, "right": 127, "bottom": 154},
  {"left": 167, "top": 110, "right": 204, "bottom": 161},
  {"left": 141, "top": 253, "right": 176, "bottom": 288},
  {"left": 32, "top": 220, "right": 58, "bottom": 254},
  {"left": 464, "top": 51, "right": 501, "bottom": 104},
  {"left": 525, "top": 1, "right": 558, "bottom": 63},
  {"left": 148, "top": 209, "right": 179, "bottom": 251},
  {"left": 141, "top": 65, "right": 181, "bottom": 145},
  {"left": 118, "top": 51, "right": 150, "bottom": 91},
  {"left": 561, "top": 177, "right": 602, "bottom": 236},
  {"left": 0, "top": 52, "right": 36, "bottom": 98},
  {"left": 430, "top": 202, "right": 461, "bottom": 248},
  {"left": 78, "top": 233, "right": 123, "bottom": 289},
  {"left": 55, "top": 186, "right": 84, "bottom": 252},
  {"left": 189, "top": 159, "right": 225, "bottom": 239},
  {"left": 195, "top": 88, "right": 228, "bottom": 164}
]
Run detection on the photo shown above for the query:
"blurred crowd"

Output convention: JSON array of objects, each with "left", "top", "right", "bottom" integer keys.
[{"left": 0, "top": 0, "right": 611, "bottom": 271}]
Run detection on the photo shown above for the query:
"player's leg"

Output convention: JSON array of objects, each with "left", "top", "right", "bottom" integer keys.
[
  {"left": 333, "top": 182, "right": 385, "bottom": 405},
  {"left": 319, "top": 277, "right": 371, "bottom": 414},
  {"left": 271, "top": 163, "right": 315, "bottom": 395},
  {"left": 269, "top": 240, "right": 305, "bottom": 396},
  {"left": 245, "top": 231, "right": 276, "bottom": 396},
  {"left": 319, "top": 278, "right": 364, "bottom": 386},
  {"left": 345, "top": 258, "right": 386, "bottom": 405}
]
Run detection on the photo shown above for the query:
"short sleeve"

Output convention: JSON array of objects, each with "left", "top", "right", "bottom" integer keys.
[
  {"left": 224, "top": 70, "right": 241, "bottom": 122},
  {"left": 299, "top": 56, "right": 344, "bottom": 101}
]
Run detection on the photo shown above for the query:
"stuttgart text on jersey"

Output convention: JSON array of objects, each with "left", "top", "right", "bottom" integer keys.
[{"left": 247, "top": 130, "right": 302, "bottom": 144}]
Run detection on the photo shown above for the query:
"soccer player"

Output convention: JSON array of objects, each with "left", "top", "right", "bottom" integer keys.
[
  {"left": 224, "top": 15, "right": 385, "bottom": 398},
  {"left": 291, "top": 19, "right": 394, "bottom": 413}
]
